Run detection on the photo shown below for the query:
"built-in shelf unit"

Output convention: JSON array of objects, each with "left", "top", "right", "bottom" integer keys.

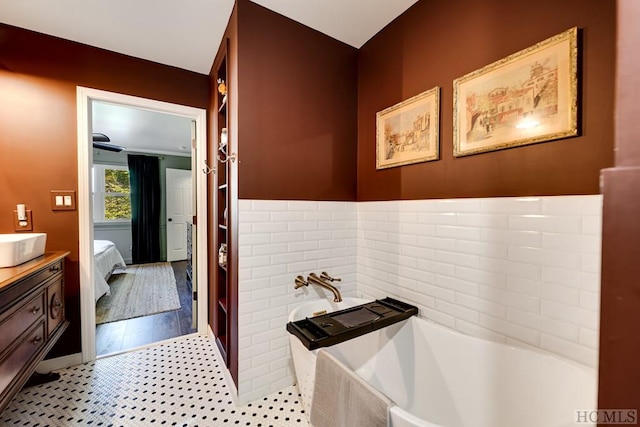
[{"left": 211, "top": 37, "right": 238, "bottom": 385}]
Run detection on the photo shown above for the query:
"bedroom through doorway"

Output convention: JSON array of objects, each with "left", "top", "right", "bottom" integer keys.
[
  {"left": 77, "top": 87, "right": 208, "bottom": 363},
  {"left": 91, "top": 103, "right": 196, "bottom": 356}
]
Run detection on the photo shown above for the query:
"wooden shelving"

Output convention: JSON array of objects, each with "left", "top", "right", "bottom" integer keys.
[
  {"left": 212, "top": 38, "right": 236, "bottom": 385},
  {"left": 215, "top": 335, "right": 227, "bottom": 361},
  {"left": 214, "top": 49, "right": 229, "bottom": 359}
]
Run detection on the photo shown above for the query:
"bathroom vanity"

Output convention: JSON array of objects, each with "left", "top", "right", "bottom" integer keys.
[{"left": 0, "top": 252, "right": 69, "bottom": 413}]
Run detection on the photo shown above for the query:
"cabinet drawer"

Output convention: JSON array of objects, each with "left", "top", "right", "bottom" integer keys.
[
  {"left": 0, "top": 260, "right": 62, "bottom": 313},
  {"left": 27, "top": 261, "right": 63, "bottom": 292},
  {"left": 0, "top": 292, "right": 45, "bottom": 354},
  {"left": 46, "top": 277, "right": 64, "bottom": 336},
  {"left": 0, "top": 321, "right": 46, "bottom": 394}
]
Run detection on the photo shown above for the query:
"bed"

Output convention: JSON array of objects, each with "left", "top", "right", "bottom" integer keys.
[{"left": 94, "top": 240, "right": 126, "bottom": 302}]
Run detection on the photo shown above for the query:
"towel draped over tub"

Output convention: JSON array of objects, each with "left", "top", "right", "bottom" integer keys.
[{"left": 310, "top": 349, "right": 392, "bottom": 427}]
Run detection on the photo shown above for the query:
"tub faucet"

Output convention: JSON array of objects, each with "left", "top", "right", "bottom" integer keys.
[
  {"left": 294, "top": 275, "right": 308, "bottom": 289},
  {"left": 307, "top": 272, "right": 343, "bottom": 302},
  {"left": 320, "top": 271, "right": 342, "bottom": 283}
]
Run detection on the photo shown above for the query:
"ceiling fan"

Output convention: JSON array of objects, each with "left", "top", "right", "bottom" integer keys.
[{"left": 92, "top": 133, "right": 125, "bottom": 152}]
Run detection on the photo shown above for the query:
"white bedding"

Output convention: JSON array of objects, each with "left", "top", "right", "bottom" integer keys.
[{"left": 94, "top": 240, "right": 126, "bottom": 302}]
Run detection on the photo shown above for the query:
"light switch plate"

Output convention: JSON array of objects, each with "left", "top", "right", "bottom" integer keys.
[{"left": 51, "top": 190, "right": 76, "bottom": 211}]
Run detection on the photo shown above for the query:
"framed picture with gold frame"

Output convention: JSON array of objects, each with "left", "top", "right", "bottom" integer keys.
[
  {"left": 376, "top": 86, "right": 440, "bottom": 169},
  {"left": 453, "top": 27, "right": 578, "bottom": 157}
]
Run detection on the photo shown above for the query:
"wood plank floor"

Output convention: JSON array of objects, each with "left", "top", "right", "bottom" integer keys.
[{"left": 95, "top": 260, "right": 196, "bottom": 356}]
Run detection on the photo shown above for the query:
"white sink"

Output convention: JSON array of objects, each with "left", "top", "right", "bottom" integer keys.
[{"left": 0, "top": 233, "right": 47, "bottom": 268}]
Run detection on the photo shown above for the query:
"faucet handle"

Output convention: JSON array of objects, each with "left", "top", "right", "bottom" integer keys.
[
  {"left": 294, "top": 275, "right": 309, "bottom": 289},
  {"left": 320, "top": 272, "right": 342, "bottom": 282}
]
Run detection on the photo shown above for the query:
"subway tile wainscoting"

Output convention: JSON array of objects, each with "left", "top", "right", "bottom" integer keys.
[
  {"left": 237, "top": 200, "right": 358, "bottom": 403},
  {"left": 237, "top": 195, "right": 602, "bottom": 403},
  {"left": 356, "top": 196, "right": 601, "bottom": 366}
]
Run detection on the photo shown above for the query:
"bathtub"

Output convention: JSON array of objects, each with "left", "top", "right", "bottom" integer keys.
[
  {"left": 288, "top": 297, "right": 371, "bottom": 416},
  {"left": 289, "top": 299, "right": 597, "bottom": 427}
]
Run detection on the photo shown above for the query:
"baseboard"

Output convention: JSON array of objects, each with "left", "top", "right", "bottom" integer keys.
[
  {"left": 207, "top": 326, "right": 238, "bottom": 406},
  {"left": 37, "top": 352, "right": 83, "bottom": 373}
]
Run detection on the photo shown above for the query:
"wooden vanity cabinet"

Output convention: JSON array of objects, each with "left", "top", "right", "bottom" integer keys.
[
  {"left": 0, "top": 252, "right": 70, "bottom": 414},
  {"left": 46, "top": 274, "right": 64, "bottom": 336}
]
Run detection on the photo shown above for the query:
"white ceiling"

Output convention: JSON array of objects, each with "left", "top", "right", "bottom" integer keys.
[
  {"left": 1, "top": 0, "right": 419, "bottom": 156},
  {"left": 92, "top": 101, "right": 193, "bottom": 157},
  {"left": 0, "top": 0, "right": 235, "bottom": 75},
  {"left": 249, "top": 0, "right": 420, "bottom": 51}
]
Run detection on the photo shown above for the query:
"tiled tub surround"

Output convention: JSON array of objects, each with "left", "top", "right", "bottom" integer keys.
[
  {"left": 237, "top": 196, "right": 601, "bottom": 403},
  {"left": 357, "top": 196, "right": 602, "bottom": 368},
  {"left": 238, "top": 200, "right": 358, "bottom": 403}
]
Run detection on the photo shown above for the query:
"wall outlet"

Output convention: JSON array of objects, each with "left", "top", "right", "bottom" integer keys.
[{"left": 13, "top": 210, "right": 33, "bottom": 231}]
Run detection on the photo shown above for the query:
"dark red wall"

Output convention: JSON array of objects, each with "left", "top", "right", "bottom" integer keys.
[
  {"left": 357, "top": 0, "right": 615, "bottom": 200},
  {"left": 236, "top": 0, "right": 358, "bottom": 201},
  {"left": 598, "top": 0, "right": 640, "bottom": 414},
  {"left": 0, "top": 24, "right": 209, "bottom": 356}
]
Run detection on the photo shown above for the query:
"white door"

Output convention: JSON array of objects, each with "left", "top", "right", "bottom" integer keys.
[{"left": 166, "top": 168, "right": 193, "bottom": 262}]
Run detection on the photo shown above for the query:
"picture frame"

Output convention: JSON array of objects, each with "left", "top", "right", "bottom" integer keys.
[
  {"left": 453, "top": 27, "right": 578, "bottom": 157},
  {"left": 376, "top": 86, "right": 440, "bottom": 169}
]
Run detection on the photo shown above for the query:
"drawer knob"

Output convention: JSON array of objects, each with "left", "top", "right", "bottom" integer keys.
[
  {"left": 49, "top": 266, "right": 60, "bottom": 273},
  {"left": 32, "top": 336, "right": 42, "bottom": 345},
  {"left": 31, "top": 306, "right": 41, "bottom": 315}
]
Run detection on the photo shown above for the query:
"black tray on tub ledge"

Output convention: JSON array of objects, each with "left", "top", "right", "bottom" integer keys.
[{"left": 286, "top": 297, "right": 418, "bottom": 350}]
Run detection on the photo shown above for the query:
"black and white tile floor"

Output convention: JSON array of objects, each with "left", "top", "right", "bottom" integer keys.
[{"left": 2, "top": 336, "right": 309, "bottom": 427}]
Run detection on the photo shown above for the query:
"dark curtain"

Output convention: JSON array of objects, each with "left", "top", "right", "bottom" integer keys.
[{"left": 128, "top": 154, "right": 161, "bottom": 264}]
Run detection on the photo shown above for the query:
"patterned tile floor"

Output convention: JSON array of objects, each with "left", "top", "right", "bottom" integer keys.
[{"left": 2, "top": 336, "right": 309, "bottom": 427}]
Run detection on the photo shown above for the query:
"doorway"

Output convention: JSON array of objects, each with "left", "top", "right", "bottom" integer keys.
[{"left": 77, "top": 87, "right": 208, "bottom": 363}]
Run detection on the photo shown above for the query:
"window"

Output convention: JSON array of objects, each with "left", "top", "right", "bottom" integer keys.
[{"left": 93, "top": 165, "right": 131, "bottom": 222}]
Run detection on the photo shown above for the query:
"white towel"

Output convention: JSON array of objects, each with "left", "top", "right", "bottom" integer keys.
[{"left": 310, "top": 349, "right": 392, "bottom": 427}]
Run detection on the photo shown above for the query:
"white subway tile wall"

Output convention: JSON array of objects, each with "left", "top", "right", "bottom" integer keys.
[
  {"left": 357, "top": 195, "right": 602, "bottom": 368},
  {"left": 237, "top": 200, "right": 357, "bottom": 403},
  {"left": 237, "top": 195, "right": 602, "bottom": 402}
]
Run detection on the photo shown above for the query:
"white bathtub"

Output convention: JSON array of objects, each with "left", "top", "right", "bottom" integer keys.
[
  {"left": 289, "top": 299, "right": 597, "bottom": 427},
  {"left": 288, "top": 297, "right": 371, "bottom": 416}
]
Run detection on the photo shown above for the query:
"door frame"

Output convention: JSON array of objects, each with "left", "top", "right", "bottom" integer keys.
[{"left": 76, "top": 86, "right": 208, "bottom": 363}]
